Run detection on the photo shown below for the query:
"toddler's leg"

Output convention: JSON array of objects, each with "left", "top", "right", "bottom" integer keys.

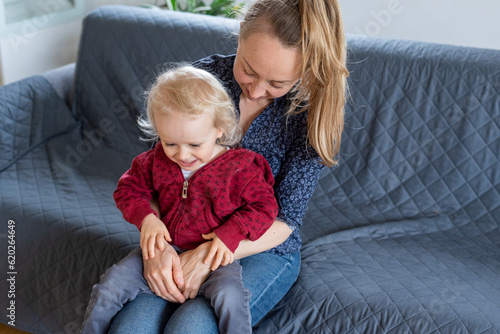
[
  {"left": 198, "top": 261, "right": 252, "bottom": 334},
  {"left": 81, "top": 247, "right": 153, "bottom": 334}
]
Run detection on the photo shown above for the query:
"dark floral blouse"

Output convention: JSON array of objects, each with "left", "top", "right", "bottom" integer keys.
[{"left": 194, "top": 54, "right": 325, "bottom": 255}]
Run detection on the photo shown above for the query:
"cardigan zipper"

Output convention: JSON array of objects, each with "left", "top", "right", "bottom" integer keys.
[
  {"left": 182, "top": 180, "right": 188, "bottom": 199},
  {"left": 171, "top": 180, "right": 188, "bottom": 245},
  {"left": 171, "top": 148, "right": 230, "bottom": 244}
]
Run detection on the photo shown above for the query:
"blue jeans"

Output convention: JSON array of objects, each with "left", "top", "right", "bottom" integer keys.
[
  {"left": 81, "top": 248, "right": 253, "bottom": 334},
  {"left": 108, "top": 250, "right": 301, "bottom": 333}
]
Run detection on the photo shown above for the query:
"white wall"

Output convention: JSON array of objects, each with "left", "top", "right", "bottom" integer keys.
[
  {"left": 1, "top": 0, "right": 499, "bottom": 85},
  {"left": 339, "top": 0, "right": 500, "bottom": 51},
  {"left": 0, "top": 0, "right": 147, "bottom": 85}
]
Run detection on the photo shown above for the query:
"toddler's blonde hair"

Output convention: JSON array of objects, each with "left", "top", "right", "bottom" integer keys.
[{"left": 139, "top": 65, "right": 241, "bottom": 146}]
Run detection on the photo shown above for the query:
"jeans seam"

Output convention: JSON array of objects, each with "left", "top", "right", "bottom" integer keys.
[{"left": 249, "top": 254, "right": 293, "bottom": 309}]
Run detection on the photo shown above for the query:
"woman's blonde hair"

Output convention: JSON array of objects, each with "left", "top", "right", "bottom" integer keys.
[
  {"left": 139, "top": 65, "right": 241, "bottom": 146},
  {"left": 240, "top": 0, "right": 349, "bottom": 167}
]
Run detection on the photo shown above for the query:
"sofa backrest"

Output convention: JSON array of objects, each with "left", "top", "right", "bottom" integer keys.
[
  {"left": 301, "top": 36, "right": 500, "bottom": 242},
  {"left": 72, "top": 5, "right": 238, "bottom": 159},
  {"left": 73, "top": 6, "right": 500, "bottom": 243}
]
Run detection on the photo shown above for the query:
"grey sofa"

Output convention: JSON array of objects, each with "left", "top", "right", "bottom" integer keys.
[{"left": 1, "top": 5, "right": 500, "bottom": 333}]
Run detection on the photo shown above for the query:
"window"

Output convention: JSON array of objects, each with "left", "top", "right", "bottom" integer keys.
[{"left": 0, "top": 0, "right": 84, "bottom": 36}]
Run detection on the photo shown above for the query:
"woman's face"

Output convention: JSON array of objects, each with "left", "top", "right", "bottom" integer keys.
[{"left": 234, "top": 32, "right": 301, "bottom": 104}]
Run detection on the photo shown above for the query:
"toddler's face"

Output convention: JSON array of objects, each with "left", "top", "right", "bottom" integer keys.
[{"left": 155, "top": 110, "right": 223, "bottom": 171}]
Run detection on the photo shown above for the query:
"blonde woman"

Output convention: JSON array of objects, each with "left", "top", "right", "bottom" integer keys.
[{"left": 111, "top": 0, "right": 349, "bottom": 332}]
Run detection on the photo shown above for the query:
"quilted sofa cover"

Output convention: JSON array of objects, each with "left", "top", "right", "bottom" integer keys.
[{"left": 1, "top": 5, "right": 500, "bottom": 333}]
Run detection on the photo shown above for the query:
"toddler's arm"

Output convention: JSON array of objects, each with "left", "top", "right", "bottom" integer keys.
[
  {"left": 141, "top": 213, "right": 172, "bottom": 260},
  {"left": 201, "top": 232, "right": 235, "bottom": 271}
]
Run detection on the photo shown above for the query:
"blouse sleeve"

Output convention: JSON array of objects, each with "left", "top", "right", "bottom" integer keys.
[
  {"left": 273, "top": 116, "right": 326, "bottom": 231},
  {"left": 193, "top": 54, "right": 326, "bottom": 233}
]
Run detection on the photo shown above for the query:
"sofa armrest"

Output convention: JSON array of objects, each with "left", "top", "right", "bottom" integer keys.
[
  {"left": 0, "top": 75, "right": 77, "bottom": 170},
  {"left": 41, "top": 63, "right": 76, "bottom": 107}
]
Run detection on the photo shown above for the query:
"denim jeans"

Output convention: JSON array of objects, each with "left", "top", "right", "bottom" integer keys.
[
  {"left": 107, "top": 250, "right": 301, "bottom": 334},
  {"left": 81, "top": 248, "right": 254, "bottom": 334}
]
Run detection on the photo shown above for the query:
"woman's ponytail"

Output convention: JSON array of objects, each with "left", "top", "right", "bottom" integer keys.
[
  {"left": 296, "top": 0, "right": 349, "bottom": 167},
  {"left": 240, "top": 0, "right": 349, "bottom": 167}
]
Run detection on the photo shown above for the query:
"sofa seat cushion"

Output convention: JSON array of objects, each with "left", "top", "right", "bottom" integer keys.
[{"left": 257, "top": 218, "right": 500, "bottom": 333}]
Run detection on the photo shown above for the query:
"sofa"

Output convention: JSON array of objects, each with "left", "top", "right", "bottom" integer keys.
[{"left": 1, "top": 5, "right": 500, "bottom": 333}]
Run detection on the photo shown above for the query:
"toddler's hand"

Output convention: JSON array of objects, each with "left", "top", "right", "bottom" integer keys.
[
  {"left": 201, "top": 232, "right": 234, "bottom": 271},
  {"left": 140, "top": 214, "right": 172, "bottom": 260}
]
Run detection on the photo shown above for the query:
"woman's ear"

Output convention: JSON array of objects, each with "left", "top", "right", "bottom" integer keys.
[{"left": 217, "top": 128, "right": 224, "bottom": 139}]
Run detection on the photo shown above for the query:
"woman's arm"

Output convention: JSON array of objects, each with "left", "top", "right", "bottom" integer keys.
[
  {"left": 234, "top": 220, "right": 292, "bottom": 259},
  {"left": 177, "top": 220, "right": 292, "bottom": 299},
  {"left": 143, "top": 206, "right": 291, "bottom": 301}
]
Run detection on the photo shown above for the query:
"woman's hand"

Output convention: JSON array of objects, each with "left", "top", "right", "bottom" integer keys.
[
  {"left": 143, "top": 239, "right": 185, "bottom": 303},
  {"left": 178, "top": 242, "right": 213, "bottom": 300}
]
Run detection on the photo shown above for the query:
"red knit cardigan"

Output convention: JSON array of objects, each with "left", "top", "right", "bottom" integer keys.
[{"left": 114, "top": 143, "right": 278, "bottom": 252}]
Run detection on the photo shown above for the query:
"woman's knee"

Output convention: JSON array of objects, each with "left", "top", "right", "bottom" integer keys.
[
  {"left": 164, "top": 297, "right": 219, "bottom": 334},
  {"left": 109, "top": 293, "right": 174, "bottom": 334}
]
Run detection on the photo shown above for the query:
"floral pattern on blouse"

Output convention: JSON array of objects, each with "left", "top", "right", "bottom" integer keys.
[{"left": 193, "top": 54, "right": 325, "bottom": 255}]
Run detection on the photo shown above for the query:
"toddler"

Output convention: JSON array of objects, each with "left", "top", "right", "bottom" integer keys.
[{"left": 81, "top": 66, "right": 278, "bottom": 334}]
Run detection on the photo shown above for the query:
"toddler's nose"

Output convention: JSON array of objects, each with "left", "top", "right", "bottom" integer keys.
[{"left": 178, "top": 146, "right": 190, "bottom": 160}]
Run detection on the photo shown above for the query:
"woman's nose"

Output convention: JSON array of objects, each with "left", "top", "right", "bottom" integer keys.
[{"left": 247, "top": 80, "right": 267, "bottom": 100}]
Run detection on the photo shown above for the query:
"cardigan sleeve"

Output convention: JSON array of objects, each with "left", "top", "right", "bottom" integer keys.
[
  {"left": 113, "top": 149, "right": 158, "bottom": 230},
  {"left": 213, "top": 154, "right": 278, "bottom": 253}
]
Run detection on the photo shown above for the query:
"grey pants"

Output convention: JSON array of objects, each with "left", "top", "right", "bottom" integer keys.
[{"left": 81, "top": 247, "right": 251, "bottom": 334}]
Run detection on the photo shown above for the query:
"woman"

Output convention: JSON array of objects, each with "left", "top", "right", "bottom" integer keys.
[{"left": 109, "top": 0, "right": 348, "bottom": 332}]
